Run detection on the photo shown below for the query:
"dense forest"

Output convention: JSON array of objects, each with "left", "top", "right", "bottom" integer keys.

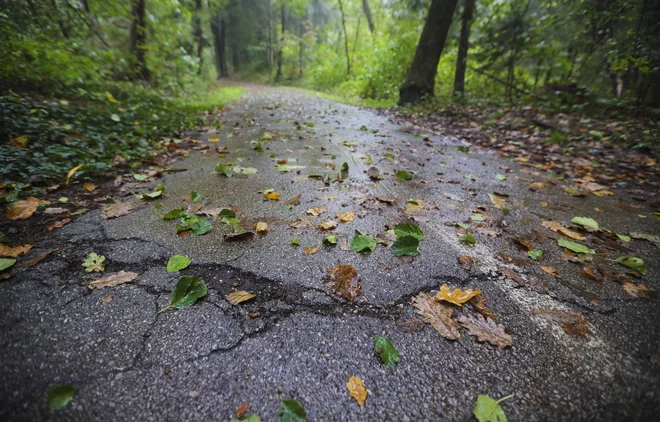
[{"left": 1, "top": 0, "right": 659, "bottom": 187}]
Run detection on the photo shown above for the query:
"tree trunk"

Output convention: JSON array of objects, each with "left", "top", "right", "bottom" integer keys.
[
  {"left": 267, "top": 0, "right": 274, "bottom": 73},
  {"left": 453, "top": 0, "right": 475, "bottom": 95},
  {"left": 298, "top": 17, "right": 304, "bottom": 79},
  {"left": 399, "top": 0, "right": 458, "bottom": 104},
  {"left": 211, "top": 15, "right": 229, "bottom": 78},
  {"left": 275, "top": 2, "right": 286, "bottom": 82},
  {"left": 361, "top": 0, "right": 375, "bottom": 33},
  {"left": 129, "top": 0, "right": 150, "bottom": 80},
  {"left": 338, "top": 0, "right": 350, "bottom": 76},
  {"left": 194, "top": 0, "right": 204, "bottom": 75}
]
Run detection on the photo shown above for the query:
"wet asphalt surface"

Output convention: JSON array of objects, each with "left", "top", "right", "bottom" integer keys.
[{"left": 1, "top": 84, "right": 659, "bottom": 421}]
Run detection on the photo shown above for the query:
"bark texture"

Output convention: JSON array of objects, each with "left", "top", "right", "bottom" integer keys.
[
  {"left": 453, "top": 0, "right": 476, "bottom": 95},
  {"left": 362, "top": 0, "right": 375, "bottom": 33},
  {"left": 129, "top": 0, "right": 150, "bottom": 80}
]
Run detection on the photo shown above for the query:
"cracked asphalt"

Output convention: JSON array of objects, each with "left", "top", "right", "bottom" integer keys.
[{"left": 1, "top": 84, "right": 659, "bottom": 421}]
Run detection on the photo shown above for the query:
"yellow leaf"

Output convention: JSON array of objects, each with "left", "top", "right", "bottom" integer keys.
[
  {"left": 226, "top": 290, "right": 256, "bottom": 305},
  {"left": 592, "top": 190, "right": 613, "bottom": 197},
  {"left": 319, "top": 220, "right": 338, "bottom": 230},
  {"left": 65, "top": 164, "right": 85, "bottom": 185},
  {"left": 541, "top": 220, "right": 586, "bottom": 241},
  {"left": 256, "top": 222, "right": 269, "bottom": 233},
  {"left": 336, "top": 211, "right": 355, "bottom": 222},
  {"left": 304, "top": 244, "right": 320, "bottom": 255},
  {"left": 540, "top": 265, "right": 559, "bottom": 277},
  {"left": 208, "top": 137, "right": 220, "bottom": 143},
  {"left": 83, "top": 182, "right": 97, "bottom": 192},
  {"left": 12, "top": 136, "right": 28, "bottom": 148},
  {"left": 6, "top": 197, "right": 50, "bottom": 220},
  {"left": 306, "top": 206, "right": 327, "bottom": 216},
  {"left": 488, "top": 193, "right": 508, "bottom": 209},
  {"left": 264, "top": 191, "right": 280, "bottom": 200},
  {"left": 435, "top": 283, "right": 481, "bottom": 306},
  {"left": 0, "top": 244, "right": 32, "bottom": 258},
  {"left": 346, "top": 376, "right": 367, "bottom": 407}
]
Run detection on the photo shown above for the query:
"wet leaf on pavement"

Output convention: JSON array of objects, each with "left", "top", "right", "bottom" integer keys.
[
  {"left": 303, "top": 244, "right": 320, "bottom": 255},
  {"left": 82, "top": 252, "right": 106, "bottom": 272},
  {"left": 392, "top": 236, "right": 420, "bottom": 256},
  {"left": 532, "top": 309, "right": 592, "bottom": 337},
  {"left": 412, "top": 292, "right": 460, "bottom": 340},
  {"left": 351, "top": 235, "right": 377, "bottom": 253},
  {"left": 394, "top": 222, "right": 424, "bottom": 240},
  {"left": 256, "top": 222, "right": 269, "bottom": 233},
  {"left": 277, "top": 399, "right": 307, "bottom": 422},
  {"left": 284, "top": 195, "right": 301, "bottom": 205},
  {"left": 88, "top": 270, "right": 138, "bottom": 289},
  {"left": 0, "top": 258, "right": 16, "bottom": 271},
  {"left": 473, "top": 394, "right": 513, "bottom": 422},
  {"left": 325, "top": 264, "right": 361, "bottom": 301},
  {"left": 557, "top": 238, "right": 595, "bottom": 255},
  {"left": 458, "top": 314, "right": 512, "bottom": 349},
  {"left": 264, "top": 190, "right": 280, "bottom": 200},
  {"left": 47, "top": 218, "right": 71, "bottom": 231},
  {"left": 622, "top": 282, "right": 656, "bottom": 301},
  {"left": 615, "top": 256, "right": 647, "bottom": 276},
  {"left": 47, "top": 384, "right": 77, "bottom": 409},
  {"left": 336, "top": 211, "right": 355, "bottom": 222},
  {"left": 167, "top": 255, "right": 191, "bottom": 272},
  {"left": 395, "top": 170, "right": 413, "bottom": 180},
  {"left": 571, "top": 216, "right": 599, "bottom": 229},
  {"left": 224, "top": 230, "right": 254, "bottom": 241},
  {"left": 158, "top": 276, "right": 207, "bottom": 313},
  {"left": 436, "top": 284, "right": 481, "bottom": 306},
  {"left": 306, "top": 206, "right": 327, "bottom": 216},
  {"left": 373, "top": 335, "right": 400, "bottom": 366},
  {"left": 6, "top": 197, "right": 50, "bottom": 220},
  {"left": 469, "top": 295, "right": 496, "bottom": 321},
  {"left": 488, "top": 193, "right": 508, "bottom": 209},
  {"left": 0, "top": 244, "right": 32, "bottom": 258},
  {"left": 541, "top": 221, "right": 586, "bottom": 240},
  {"left": 102, "top": 202, "right": 134, "bottom": 219},
  {"left": 346, "top": 376, "right": 367, "bottom": 407},
  {"left": 319, "top": 220, "right": 338, "bottom": 230},
  {"left": 323, "top": 235, "right": 337, "bottom": 245},
  {"left": 226, "top": 291, "right": 256, "bottom": 305},
  {"left": 527, "top": 249, "right": 543, "bottom": 261},
  {"left": 540, "top": 265, "right": 559, "bottom": 277}
]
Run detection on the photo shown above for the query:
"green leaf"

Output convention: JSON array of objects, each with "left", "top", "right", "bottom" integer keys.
[
  {"left": 275, "top": 164, "right": 305, "bottom": 172},
  {"left": 351, "top": 235, "right": 377, "bottom": 253},
  {"left": 0, "top": 258, "right": 16, "bottom": 271},
  {"left": 215, "top": 163, "right": 233, "bottom": 176},
  {"left": 340, "top": 162, "right": 349, "bottom": 177},
  {"left": 373, "top": 335, "right": 400, "bottom": 366},
  {"left": 588, "top": 130, "right": 604, "bottom": 139},
  {"left": 392, "top": 235, "right": 421, "bottom": 256},
  {"left": 136, "top": 190, "right": 163, "bottom": 200},
  {"left": 571, "top": 217, "right": 599, "bottom": 229},
  {"left": 615, "top": 256, "right": 647, "bottom": 276},
  {"left": 163, "top": 206, "right": 185, "bottom": 220},
  {"left": 167, "top": 255, "right": 191, "bottom": 272},
  {"left": 132, "top": 173, "right": 149, "bottom": 181},
  {"left": 0, "top": 232, "right": 8, "bottom": 243},
  {"left": 110, "top": 113, "right": 120, "bottom": 122},
  {"left": 234, "top": 165, "right": 259, "bottom": 174},
  {"left": 158, "top": 276, "right": 207, "bottom": 313},
  {"left": 395, "top": 170, "right": 413, "bottom": 180},
  {"left": 191, "top": 219, "right": 213, "bottom": 235},
  {"left": 364, "top": 155, "right": 373, "bottom": 165},
  {"left": 385, "top": 153, "right": 394, "bottom": 160},
  {"left": 527, "top": 249, "right": 543, "bottom": 261},
  {"left": 219, "top": 208, "right": 236, "bottom": 219},
  {"left": 457, "top": 223, "right": 471, "bottom": 230},
  {"left": 47, "top": 384, "right": 77, "bottom": 409},
  {"left": 616, "top": 233, "right": 631, "bottom": 242},
  {"left": 231, "top": 416, "right": 262, "bottom": 422},
  {"left": 290, "top": 238, "right": 300, "bottom": 245},
  {"left": 470, "top": 214, "right": 485, "bottom": 222},
  {"left": 394, "top": 222, "right": 424, "bottom": 240},
  {"left": 82, "top": 252, "right": 105, "bottom": 273},
  {"left": 277, "top": 399, "right": 307, "bottom": 422},
  {"left": 495, "top": 174, "right": 507, "bottom": 181},
  {"left": 461, "top": 234, "right": 476, "bottom": 245},
  {"left": 473, "top": 394, "right": 513, "bottom": 422},
  {"left": 557, "top": 238, "right": 595, "bottom": 254},
  {"left": 359, "top": 125, "right": 368, "bottom": 131},
  {"left": 189, "top": 191, "right": 204, "bottom": 202},
  {"left": 323, "top": 235, "right": 337, "bottom": 245},
  {"left": 154, "top": 183, "right": 165, "bottom": 192}
]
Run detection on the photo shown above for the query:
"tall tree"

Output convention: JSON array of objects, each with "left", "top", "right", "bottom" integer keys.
[
  {"left": 399, "top": 0, "right": 458, "bottom": 104},
  {"left": 361, "top": 0, "right": 375, "bottom": 34},
  {"left": 275, "top": 1, "right": 287, "bottom": 82},
  {"left": 193, "top": 0, "right": 204, "bottom": 75},
  {"left": 267, "top": 0, "right": 274, "bottom": 73},
  {"left": 338, "top": 0, "right": 350, "bottom": 75},
  {"left": 211, "top": 14, "right": 229, "bottom": 78},
  {"left": 453, "top": 0, "right": 476, "bottom": 95},
  {"left": 129, "top": 0, "right": 150, "bottom": 80}
]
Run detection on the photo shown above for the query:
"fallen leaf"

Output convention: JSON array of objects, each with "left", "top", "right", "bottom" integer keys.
[
  {"left": 226, "top": 290, "right": 256, "bottom": 305},
  {"left": 498, "top": 265, "right": 526, "bottom": 286},
  {"left": 458, "top": 255, "right": 476, "bottom": 270},
  {"left": 346, "top": 376, "right": 367, "bottom": 407},
  {"left": 82, "top": 182, "right": 97, "bottom": 193},
  {"left": 277, "top": 399, "right": 306, "bottom": 422},
  {"left": 541, "top": 221, "right": 586, "bottom": 240},
  {"left": 256, "top": 222, "right": 269, "bottom": 233},
  {"left": 373, "top": 335, "right": 400, "bottom": 366},
  {"left": 304, "top": 244, "right": 320, "bottom": 255},
  {"left": 469, "top": 295, "right": 496, "bottom": 321},
  {"left": 488, "top": 193, "right": 508, "bottom": 209},
  {"left": 0, "top": 244, "right": 32, "bottom": 258},
  {"left": 284, "top": 195, "right": 301, "bottom": 205},
  {"left": 100, "top": 293, "right": 113, "bottom": 305},
  {"left": 235, "top": 402, "right": 249, "bottom": 418},
  {"left": 20, "top": 248, "right": 59, "bottom": 268},
  {"left": 412, "top": 292, "right": 460, "bottom": 340},
  {"left": 582, "top": 265, "right": 605, "bottom": 283},
  {"left": 458, "top": 314, "right": 512, "bottom": 349},
  {"left": 473, "top": 394, "right": 514, "bottom": 422},
  {"left": 166, "top": 255, "right": 191, "bottom": 272},
  {"left": 325, "top": 264, "right": 361, "bottom": 301},
  {"left": 436, "top": 283, "right": 481, "bottom": 306},
  {"left": 0, "top": 258, "right": 16, "bottom": 271},
  {"left": 264, "top": 191, "right": 280, "bottom": 200},
  {"left": 540, "top": 265, "right": 559, "bottom": 277},
  {"left": 158, "top": 276, "right": 207, "bottom": 314},
  {"left": 532, "top": 309, "right": 592, "bottom": 337},
  {"left": 47, "top": 384, "right": 77, "bottom": 409},
  {"left": 530, "top": 181, "right": 548, "bottom": 189},
  {"left": 319, "top": 220, "right": 338, "bottom": 230},
  {"left": 6, "top": 197, "right": 50, "bottom": 220},
  {"left": 622, "top": 282, "right": 656, "bottom": 301},
  {"left": 571, "top": 216, "right": 599, "bottom": 229},
  {"left": 306, "top": 206, "right": 327, "bottom": 216},
  {"left": 102, "top": 202, "right": 134, "bottom": 219},
  {"left": 557, "top": 238, "right": 595, "bottom": 255},
  {"left": 392, "top": 236, "right": 421, "bottom": 256},
  {"left": 88, "top": 270, "right": 138, "bottom": 289},
  {"left": 65, "top": 164, "right": 84, "bottom": 185},
  {"left": 615, "top": 256, "right": 647, "bottom": 276},
  {"left": 43, "top": 207, "right": 68, "bottom": 214},
  {"left": 47, "top": 218, "right": 71, "bottom": 231},
  {"left": 336, "top": 211, "right": 355, "bottom": 222},
  {"left": 367, "top": 167, "right": 381, "bottom": 180},
  {"left": 351, "top": 235, "right": 377, "bottom": 253},
  {"left": 224, "top": 231, "right": 255, "bottom": 241}
]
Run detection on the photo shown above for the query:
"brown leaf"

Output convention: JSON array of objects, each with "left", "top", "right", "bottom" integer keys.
[
  {"left": 540, "top": 265, "right": 559, "bottom": 277},
  {"left": 516, "top": 237, "right": 534, "bottom": 250},
  {"left": 20, "top": 247, "right": 59, "bottom": 268},
  {"left": 102, "top": 202, "right": 134, "bottom": 219},
  {"left": 457, "top": 255, "right": 475, "bottom": 270},
  {"left": 346, "top": 376, "right": 367, "bottom": 407},
  {"left": 306, "top": 206, "right": 327, "bottom": 216},
  {"left": 256, "top": 222, "right": 269, "bottom": 234},
  {"left": 284, "top": 194, "right": 301, "bottom": 205},
  {"left": 226, "top": 291, "right": 256, "bottom": 305},
  {"left": 457, "top": 314, "right": 512, "bottom": 348},
  {"left": 582, "top": 265, "right": 605, "bottom": 283},
  {"left": 412, "top": 292, "right": 460, "bottom": 340},
  {"left": 304, "top": 244, "right": 320, "bottom": 255},
  {"left": 498, "top": 265, "right": 526, "bottom": 286},
  {"left": 88, "top": 270, "right": 139, "bottom": 289},
  {"left": 488, "top": 193, "right": 508, "bottom": 209},
  {"left": 235, "top": 402, "right": 249, "bottom": 418},
  {"left": 325, "top": 264, "right": 361, "bottom": 301},
  {"left": 196, "top": 207, "right": 222, "bottom": 217},
  {"left": 6, "top": 197, "right": 50, "bottom": 220},
  {"left": 622, "top": 282, "right": 657, "bottom": 301},
  {"left": 100, "top": 293, "right": 113, "bottom": 305},
  {"left": 650, "top": 355, "right": 660, "bottom": 367},
  {"left": 47, "top": 218, "right": 71, "bottom": 231},
  {"left": 336, "top": 211, "right": 355, "bottom": 222},
  {"left": 0, "top": 244, "right": 32, "bottom": 258},
  {"left": 224, "top": 231, "right": 254, "bottom": 241},
  {"left": 541, "top": 220, "right": 586, "bottom": 241},
  {"left": 289, "top": 216, "right": 314, "bottom": 229},
  {"left": 83, "top": 182, "right": 97, "bottom": 192},
  {"left": 319, "top": 220, "right": 338, "bottom": 230},
  {"left": 468, "top": 295, "right": 496, "bottom": 321},
  {"left": 532, "top": 309, "right": 592, "bottom": 337},
  {"left": 530, "top": 182, "right": 549, "bottom": 189},
  {"left": 367, "top": 167, "right": 381, "bottom": 180},
  {"left": 435, "top": 284, "right": 481, "bottom": 306}
]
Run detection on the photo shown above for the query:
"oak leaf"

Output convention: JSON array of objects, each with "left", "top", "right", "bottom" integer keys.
[
  {"left": 346, "top": 376, "right": 367, "bottom": 407},
  {"left": 412, "top": 292, "right": 460, "bottom": 340},
  {"left": 458, "top": 314, "right": 512, "bottom": 349},
  {"left": 468, "top": 295, "right": 496, "bottom": 321},
  {"left": 436, "top": 283, "right": 481, "bottom": 306}
]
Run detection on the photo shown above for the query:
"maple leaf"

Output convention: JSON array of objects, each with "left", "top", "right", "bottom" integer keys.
[
  {"left": 435, "top": 283, "right": 481, "bottom": 306},
  {"left": 325, "top": 264, "right": 361, "bottom": 301},
  {"left": 346, "top": 376, "right": 367, "bottom": 407},
  {"left": 532, "top": 309, "right": 592, "bottom": 337},
  {"left": 226, "top": 291, "right": 256, "bottom": 305},
  {"left": 412, "top": 292, "right": 460, "bottom": 340},
  {"left": 458, "top": 314, "right": 512, "bottom": 349}
]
